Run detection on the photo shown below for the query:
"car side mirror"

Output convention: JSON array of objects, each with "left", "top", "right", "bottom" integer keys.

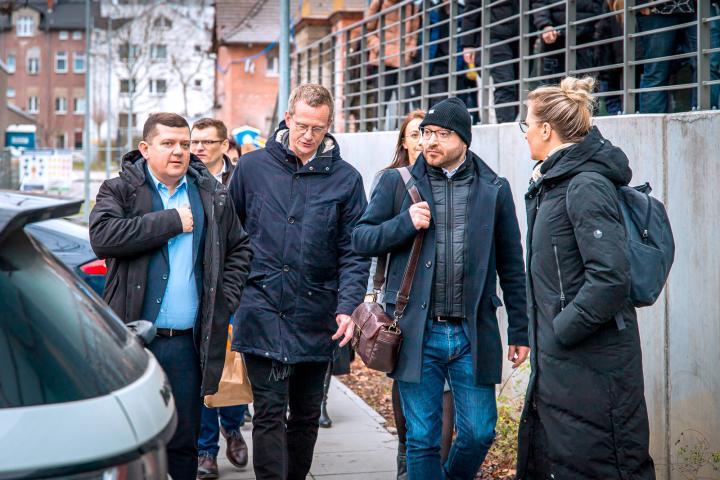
[{"left": 126, "top": 320, "right": 156, "bottom": 346}]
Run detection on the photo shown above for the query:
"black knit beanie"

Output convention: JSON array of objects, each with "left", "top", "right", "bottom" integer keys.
[{"left": 420, "top": 97, "right": 472, "bottom": 146}]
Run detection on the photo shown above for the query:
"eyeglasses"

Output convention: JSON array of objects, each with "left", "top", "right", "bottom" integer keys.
[
  {"left": 519, "top": 120, "right": 545, "bottom": 133},
  {"left": 190, "top": 139, "right": 225, "bottom": 147},
  {"left": 404, "top": 131, "right": 421, "bottom": 141},
  {"left": 293, "top": 122, "right": 327, "bottom": 136},
  {"left": 421, "top": 127, "right": 454, "bottom": 142}
]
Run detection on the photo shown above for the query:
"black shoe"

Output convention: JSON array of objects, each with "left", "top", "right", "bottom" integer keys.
[
  {"left": 319, "top": 400, "right": 332, "bottom": 428},
  {"left": 397, "top": 442, "right": 408, "bottom": 480}
]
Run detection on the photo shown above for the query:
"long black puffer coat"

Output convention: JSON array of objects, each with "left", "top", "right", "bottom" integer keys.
[{"left": 516, "top": 127, "right": 656, "bottom": 479}]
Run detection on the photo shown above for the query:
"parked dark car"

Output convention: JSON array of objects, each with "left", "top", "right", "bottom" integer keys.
[
  {"left": 0, "top": 190, "right": 175, "bottom": 479},
  {"left": 25, "top": 218, "right": 106, "bottom": 295}
]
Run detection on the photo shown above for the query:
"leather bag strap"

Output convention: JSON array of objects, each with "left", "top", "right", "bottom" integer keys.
[{"left": 393, "top": 167, "right": 425, "bottom": 319}]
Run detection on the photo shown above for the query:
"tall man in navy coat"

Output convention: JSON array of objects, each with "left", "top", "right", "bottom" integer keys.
[
  {"left": 352, "top": 98, "right": 529, "bottom": 479},
  {"left": 228, "top": 84, "right": 370, "bottom": 480}
]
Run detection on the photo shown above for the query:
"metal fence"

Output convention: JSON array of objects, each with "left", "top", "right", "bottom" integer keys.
[{"left": 292, "top": 0, "right": 720, "bottom": 132}]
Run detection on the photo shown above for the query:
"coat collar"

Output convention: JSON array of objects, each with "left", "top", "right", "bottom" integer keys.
[{"left": 119, "top": 150, "right": 218, "bottom": 192}]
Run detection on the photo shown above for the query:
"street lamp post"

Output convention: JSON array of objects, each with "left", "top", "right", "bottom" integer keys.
[
  {"left": 279, "top": 0, "right": 290, "bottom": 116},
  {"left": 83, "top": 0, "right": 92, "bottom": 222}
]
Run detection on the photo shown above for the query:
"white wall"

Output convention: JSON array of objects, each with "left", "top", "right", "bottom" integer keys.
[{"left": 335, "top": 111, "right": 720, "bottom": 480}]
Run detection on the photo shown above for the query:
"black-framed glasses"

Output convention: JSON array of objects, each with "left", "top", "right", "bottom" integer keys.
[
  {"left": 190, "top": 139, "right": 225, "bottom": 147},
  {"left": 519, "top": 121, "right": 530, "bottom": 133},
  {"left": 420, "top": 127, "right": 453, "bottom": 142}
]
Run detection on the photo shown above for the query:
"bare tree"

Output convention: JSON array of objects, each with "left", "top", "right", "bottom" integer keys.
[{"left": 167, "top": 0, "right": 213, "bottom": 117}]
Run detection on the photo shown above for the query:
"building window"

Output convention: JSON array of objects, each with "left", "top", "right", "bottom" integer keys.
[
  {"left": 73, "top": 52, "right": 86, "bottom": 73},
  {"left": 151, "top": 44, "right": 167, "bottom": 60},
  {"left": 16, "top": 16, "right": 34, "bottom": 37},
  {"left": 55, "top": 96, "right": 68, "bottom": 113},
  {"left": 28, "top": 96, "right": 39, "bottom": 113},
  {"left": 59, "top": 31, "right": 69, "bottom": 40},
  {"left": 74, "top": 97, "right": 86, "bottom": 114},
  {"left": 55, "top": 51, "right": 68, "bottom": 73},
  {"left": 119, "top": 79, "right": 137, "bottom": 94},
  {"left": 56, "top": 133, "right": 67, "bottom": 149},
  {"left": 194, "top": 78, "right": 202, "bottom": 89},
  {"left": 72, "top": 31, "right": 82, "bottom": 40},
  {"left": 266, "top": 51, "right": 279, "bottom": 76},
  {"left": 74, "top": 131, "right": 83, "bottom": 149},
  {"left": 6, "top": 54, "right": 15, "bottom": 73},
  {"left": 153, "top": 16, "right": 172, "bottom": 29},
  {"left": 27, "top": 55, "right": 40, "bottom": 75},
  {"left": 119, "top": 43, "right": 140, "bottom": 60},
  {"left": 149, "top": 79, "right": 167, "bottom": 96},
  {"left": 7, "top": 88, "right": 15, "bottom": 98}
]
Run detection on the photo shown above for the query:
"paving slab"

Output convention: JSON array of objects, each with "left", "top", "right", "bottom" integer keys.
[{"left": 214, "top": 378, "right": 398, "bottom": 479}]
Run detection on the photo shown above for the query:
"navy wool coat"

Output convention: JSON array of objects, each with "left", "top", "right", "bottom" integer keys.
[
  {"left": 228, "top": 123, "right": 370, "bottom": 363},
  {"left": 352, "top": 152, "right": 529, "bottom": 385}
]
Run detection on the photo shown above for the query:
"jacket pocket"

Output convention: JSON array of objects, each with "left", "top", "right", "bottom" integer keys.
[{"left": 304, "top": 203, "right": 339, "bottom": 272}]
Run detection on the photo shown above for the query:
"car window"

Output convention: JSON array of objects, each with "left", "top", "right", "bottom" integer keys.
[{"left": 0, "top": 230, "right": 148, "bottom": 408}]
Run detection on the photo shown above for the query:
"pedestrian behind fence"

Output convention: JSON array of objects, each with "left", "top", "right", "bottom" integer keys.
[
  {"left": 89, "top": 113, "right": 253, "bottom": 480},
  {"left": 461, "top": 0, "right": 521, "bottom": 123},
  {"left": 516, "top": 77, "right": 656, "bottom": 479},
  {"left": 353, "top": 97, "right": 530, "bottom": 480},
  {"left": 190, "top": 118, "right": 250, "bottom": 479},
  {"left": 531, "top": 0, "right": 603, "bottom": 80},
  {"left": 228, "top": 84, "right": 370, "bottom": 480}
]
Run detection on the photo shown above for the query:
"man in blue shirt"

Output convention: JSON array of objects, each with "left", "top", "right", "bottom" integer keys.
[{"left": 90, "top": 113, "right": 253, "bottom": 480}]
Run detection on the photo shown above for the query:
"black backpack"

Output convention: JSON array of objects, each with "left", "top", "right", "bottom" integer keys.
[
  {"left": 616, "top": 183, "right": 675, "bottom": 308},
  {"left": 567, "top": 176, "right": 675, "bottom": 330}
]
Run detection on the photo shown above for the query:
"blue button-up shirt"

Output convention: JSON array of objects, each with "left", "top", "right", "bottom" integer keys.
[{"left": 147, "top": 168, "right": 199, "bottom": 330}]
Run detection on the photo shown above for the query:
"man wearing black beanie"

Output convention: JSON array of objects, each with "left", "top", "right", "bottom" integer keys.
[{"left": 353, "top": 97, "right": 530, "bottom": 479}]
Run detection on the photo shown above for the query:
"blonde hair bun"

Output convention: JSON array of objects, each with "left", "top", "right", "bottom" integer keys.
[{"left": 560, "top": 76, "right": 596, "bottom": 109}]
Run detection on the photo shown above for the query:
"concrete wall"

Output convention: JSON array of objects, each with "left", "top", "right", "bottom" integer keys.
[{"left": 334, "top": 111, "right": 720, "bottom": 480}]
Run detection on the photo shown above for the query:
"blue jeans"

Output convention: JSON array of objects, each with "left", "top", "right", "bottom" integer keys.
[
  {"left": 197, "top": 403, "right": 248, "bottom": 458},
  {"left": 638, "top": 14, "right": 697, "bottom": 113},
  {"left": 397, "top": 320, "right": 497, "bottom": 480}
]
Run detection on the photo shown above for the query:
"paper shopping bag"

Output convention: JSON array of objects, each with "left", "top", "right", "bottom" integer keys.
[{"left": 203, "top": 325, "right": 253, "bottom": 407}]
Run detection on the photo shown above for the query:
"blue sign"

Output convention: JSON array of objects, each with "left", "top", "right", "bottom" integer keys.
[{"left": 5, "top": 130, "right": 36, "bottom": 149}]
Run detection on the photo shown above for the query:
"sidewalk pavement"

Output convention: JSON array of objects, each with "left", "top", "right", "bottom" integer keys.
[{"left": 215, "top": 378, "right": 398, "bottom": 479}]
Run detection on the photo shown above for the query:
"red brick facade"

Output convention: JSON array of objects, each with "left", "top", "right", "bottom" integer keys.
[{"left": 1, "top": 6, "right": 86, "bottom": 148}]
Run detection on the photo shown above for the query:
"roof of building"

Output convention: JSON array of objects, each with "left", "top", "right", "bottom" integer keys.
[
  {"left": 215, "top": 0, "right": 301, "bottom": 45},
  {"left": 0, "top": 0, "right": 100, "bottom": 31}
]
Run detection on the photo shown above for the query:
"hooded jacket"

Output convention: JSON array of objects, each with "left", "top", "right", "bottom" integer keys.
[
  {"left": 228, "top": 122, "right": 370, "bottom": 363},
  {"left": 89, "top": 151, "right": 253, "bottom": 396},
  {"left": 516, "top": 127, "right": 655, "bottom": 479}
]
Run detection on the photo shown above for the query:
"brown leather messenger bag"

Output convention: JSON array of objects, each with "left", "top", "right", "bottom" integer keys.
[{"left": 350, "top": 167, "right": 425, "bottom": 373}]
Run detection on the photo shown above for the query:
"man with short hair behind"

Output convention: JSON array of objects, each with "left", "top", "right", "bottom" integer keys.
[
  {"left": 352, "top": 97, "right": 530, "bottom": 479},
  {"left": 190, "top": 117, "right": 249, "bottom": 479},
  {"left": 89, "top": 113, "right": 253, "bottom": 480},
  {"left": 228, "top": 84, "right": 370, "bottom": 480}
]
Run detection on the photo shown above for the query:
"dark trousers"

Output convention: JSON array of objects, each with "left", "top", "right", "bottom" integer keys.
[
  {"left": 245, "top": 354, "right": 327, "bottom": 480},
  {"left": 149, "top": 335, "right": 202, "bottom": 480},
  {"left": 490, "top": 37, "right": 520, "bottom": 123},
  {"left": 637, "top": 14, "right": 697, "bottom": 113}
]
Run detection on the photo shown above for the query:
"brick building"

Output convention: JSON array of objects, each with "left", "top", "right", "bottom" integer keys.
[
  {"left": 213, "top": 1, "right": 365, "bottom": 137},
  {"left": 0, "top": 0, "right": 97, "bottom": 149}
]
